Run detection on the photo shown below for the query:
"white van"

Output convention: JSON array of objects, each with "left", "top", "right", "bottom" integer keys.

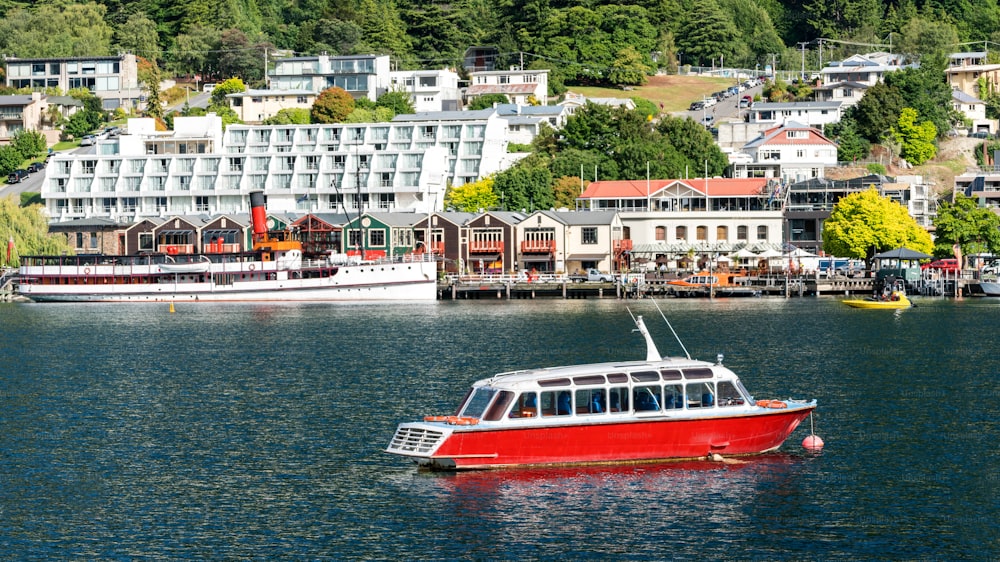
[{"left": 203, "top": 83, "right": 217, "bottom": 93}]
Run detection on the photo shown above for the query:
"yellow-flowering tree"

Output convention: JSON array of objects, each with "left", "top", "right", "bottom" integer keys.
[{"left": 443, "top": 177, "right": 498, "bottom": 212}]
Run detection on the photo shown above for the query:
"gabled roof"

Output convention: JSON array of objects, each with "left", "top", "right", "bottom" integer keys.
[
  {"left": 952, "top": 90, "right": 985, "bottom": 104},
  {"left": 581, "top": 178, "right": 770, "bottom": 199},
  {"left": 743, "top": 122, "right": 836, "bottom": 149},
  {"left": 752, "top": 101, "right": 842, "bottom": 110},
  {"left": 0, "top": 95, "right": 38, "bottom": 107},
  {"left": 392, "top": 109, "right": 496, "bottom": 122},
  {"left": 812, "top": 81, "right": 870, "bottom": 91},
  {"left": 364, "top": 212, "right": 426, "bottom": 228},
  {"left": 466, "top": 84, "right": 539, "bottom": 96},
  {"left": 47, "top": 217, "right": 129, "bottom": 230},
  {"left": 430, "top": 212, "right": 477, "bottom": 227},
  {"left": 534, "top": 210, "right": 619, "bottom": 226},
  {"left": 494, "top": 103, "right": 565, "bottom": 117}
]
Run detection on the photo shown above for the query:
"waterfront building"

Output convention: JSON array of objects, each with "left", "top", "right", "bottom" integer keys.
[
  {"left": 784, "top": 174, "right": 937, "bottom": 254},
  {"left": 269, "top": 54, "right": 390, "bottom": 102},
  {"left": 494, "top": 103, "right": 570, "bottom": 145},
  {"left": 0, "top": 93, "right": 47, "bottom": 143},
  {"left": 3, "top": 54, "right": 140, "bottom": 110},
  {"left": 577, "top": 178, "right": 784, "bottom": 269},
  {"left": 956, "top": 171, "right": 1000, "bottom": 210},
  {"left": 40, "top": 109, "right": 511, "bottom": 222},
  {"left": 389, "top": 69, "right": 461, "bottom": 112},
  {"left": 412, "top": 211, "right": 478, "bottom": 273},
  {"left": 466, "top": 69, "right": 549, "bottom": 106},
  {"left": 226, "top": 89, "right": 317, "bottom": 124},
  {"left": 515, "top": 210, "right": 626, "bottom": 274}
]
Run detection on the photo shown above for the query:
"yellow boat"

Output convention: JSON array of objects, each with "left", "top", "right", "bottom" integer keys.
[{"left": 843, "top": 290, "right": 912, "bottom": 309}]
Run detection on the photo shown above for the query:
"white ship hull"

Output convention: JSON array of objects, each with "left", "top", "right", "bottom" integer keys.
[{"left": 18, "top": 258, "right": 438, "bottom": 303}]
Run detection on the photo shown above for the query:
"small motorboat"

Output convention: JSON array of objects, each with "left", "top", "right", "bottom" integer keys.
[
  {"left": 386, "top": 304, "right": 818, "bottom": 470},
  {"left": 843, "top": 278, "right": 912, "bottom": 309}
]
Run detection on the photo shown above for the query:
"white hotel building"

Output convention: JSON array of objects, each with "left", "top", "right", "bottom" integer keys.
[{"left": 41, "top": 109, "right": 513, "bottom": 222}]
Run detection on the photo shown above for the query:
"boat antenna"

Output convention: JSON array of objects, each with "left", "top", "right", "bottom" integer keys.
[
  {"left": 626, "top": 307, "right": 662, "bottom": 362},
  {"left": 649, "top": 298, "right": 692, "bottom": 360}
]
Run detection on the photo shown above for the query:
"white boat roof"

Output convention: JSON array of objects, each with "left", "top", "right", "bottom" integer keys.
[{"left": 477, "top": 356, "right": 731, "bottom": 390}]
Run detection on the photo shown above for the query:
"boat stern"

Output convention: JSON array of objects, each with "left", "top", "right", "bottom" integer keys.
[{"left": 385, "top": 422, "right": 452, "bottom": 465}]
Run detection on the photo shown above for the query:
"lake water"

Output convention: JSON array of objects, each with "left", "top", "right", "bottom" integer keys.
[{"left": 0, "top": 297, "right": 997, "bottom": 559}]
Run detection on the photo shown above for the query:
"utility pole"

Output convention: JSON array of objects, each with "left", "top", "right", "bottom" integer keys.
[
  {"left": 263, "top": 48, "right": 269, "bottom": 89},
  {"left": 797, "top": 42, "right": 808, "bottom": 82}
]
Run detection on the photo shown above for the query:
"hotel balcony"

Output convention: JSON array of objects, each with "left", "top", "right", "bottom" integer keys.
[
  {"left": 614, "top": 239, "right": 633, "bottom": 254},
  {"left": 469, "top": 240, "right": 504, "bottom": 253}
]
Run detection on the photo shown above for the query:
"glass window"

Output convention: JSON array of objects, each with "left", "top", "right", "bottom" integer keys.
[
  {"left": 459, "top": 387, "right": 497, "bottom": 418},
  {"left": 633, "top": 385, "right": 661, "bottom": 411},
  {"left": 510, "top": 392, "right": 538, "bottom": 418},
  {"left": 581, "top": 227, "right": 598, "bottom": 245},
  {"left": 608, "top": 387, "right": 629, "bottom": 412},
  {"left": 686, "top": 382, "right": 715, "bottom": 408},
  {"left": 663, "top": 384, "right": 684, "bottom": 409},
  {"left": 577, "top": 388, "right": 606, "bottom": 414},
  {"left": 542, "top": 390, "right": 572, "bottom": 416},
  {"left": 717, "top": 381, "right": 745, "bottom": 406},
  {"left": 483, "top": 391, "right": 514, "bottom": 421}
]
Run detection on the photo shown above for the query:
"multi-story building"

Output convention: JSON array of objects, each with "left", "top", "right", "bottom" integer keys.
[
  {"left": 3, "top": 54, "right": 140, "bottom": 110},
  {"left": 731, "top": 122, "right": 839, "bottom": 182},
  {"left": 40, "top": 109, "right": 511, "bottom": 222},
  {"left": 389, "top": 69, "right": 461, "bottom": 112},
  {"left": 745, "top": 101, "right": 843, "bottom": 129},
  {"left": 951, "top": 90, "right": 994, "bottom": 134},
  {"left": 466, "top": 69, "right": 549, "bottom": 106},
  {"left": 269, "top": 54, "right": 390, "bottom": 102},
  {"left": 0, "top": 93, "right": 46, "bottom": 143},
  {"left": 945, "top": 51, "right": 1000, "bottom": 98},
  {"left": 226, "top": 89, "right": 317, "bottom": 124},
  {"left": 812, "top": 81, "right": 869, "bottom": 108},
  {"left": 819, "top": 52, "right": 907, "bottom": 87},
  {"left": 495, "top": 103, "right": 570, "bottom": 145},
  {"left": 577, "top": 178, "right": 785, "bottom": 268}
]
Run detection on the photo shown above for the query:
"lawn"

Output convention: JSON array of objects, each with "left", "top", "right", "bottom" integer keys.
[{"left": 565, "top": 74, "right": 737, "bottom": 113}]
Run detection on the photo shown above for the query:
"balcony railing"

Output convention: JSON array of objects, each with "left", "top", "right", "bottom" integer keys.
[
  {"left": 469, "top": 240, "right": 504, "bottom": 253},
  {"left": 614, "top": 239, "right": 633, "bottom": 253},
  {"left": 521, "top": 240, "right": 556, "bottom": 253}
]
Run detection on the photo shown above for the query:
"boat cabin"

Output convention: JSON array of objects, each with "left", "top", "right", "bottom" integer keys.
[{"left": 455, "top": 361, "right": 753, "bottom": 424}]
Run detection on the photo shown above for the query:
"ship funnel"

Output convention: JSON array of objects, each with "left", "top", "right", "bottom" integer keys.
[
  {"left": 634, "top": 316, "right": 662, "bottom": 362},
  {"left": 249, "top": 191, "right": 268, "bottom": 243}
]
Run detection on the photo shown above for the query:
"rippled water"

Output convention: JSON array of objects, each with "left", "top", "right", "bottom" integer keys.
[{"left": 0, "top": 297, "right": 997, "bottom": 558}]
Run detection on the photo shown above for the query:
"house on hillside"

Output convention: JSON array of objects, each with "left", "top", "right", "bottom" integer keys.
[
  {"left": 226, "top": 89, "right": 317, "bottom": 124},
  {"left": 732, "top": 122, "right": 838, "bottom": 182},
  {"left": 466, "top": 69, "right": 549, "bottom": 106}
]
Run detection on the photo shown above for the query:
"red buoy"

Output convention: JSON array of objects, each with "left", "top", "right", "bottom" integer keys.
[{"left": 802, "top": 435, "right": 825, "bottom": 451}]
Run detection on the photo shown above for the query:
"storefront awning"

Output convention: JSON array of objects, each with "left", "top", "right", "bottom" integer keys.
[
  {"left": 521, "top": 256, "right": 553, "bottom": 262},
  {"left": 568, "top": 254, "right": 608, "bottom": 260}
]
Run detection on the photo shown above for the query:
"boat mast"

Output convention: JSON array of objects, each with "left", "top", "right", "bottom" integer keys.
[{"left": 354, "top": 133, "right": 365, "bottom": 260}]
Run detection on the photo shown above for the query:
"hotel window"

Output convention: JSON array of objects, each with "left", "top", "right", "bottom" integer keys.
[
  {"left": 102, "top": 198, "right": 115, "bottom": 212},
  {"left": 304, "top": 155, "right": 319, "bottom": 170},
  {"left": 369, "top": 229, "right": 386, "bottom": 247},
  {"left": 737, "top": 226, "right": 748, "bottom": 241},
  {"left": 696, "top": 226, "right": 707, "bottom": 241},
  {"left": 581, "top": 227, "right": 598, "bottom": 245},
  {"left": 82, "top": 160, "right": 97, "bottom": 175},
  {"left": 675, "top": 226, "right": 687, "bottom": 240},
  {"left": 122, "top": 198, "right": 137, "bottom": 212},
  {"left": 332, "top": 155, "right": 346, "bottom": 170},
  {"left": 139, "top": 232, "right": 154, "bottom": 251},
  {"left": 379, "top": 172, "right": 393, "bottom": 187},
  {"left": 655, "top": 226, "right": 666, "bottom": 241},
  {"left": 717, "top": 226, "right": 728, "bottom": 241},
  {"left": 756, "top": 226, "right": 768, "bottom": 240},
  {"left": 228, "top": 158, "right": 244, "bottom": 172},
  {"left": 196, "top": 196, "right": 209, "bottom": 212}
]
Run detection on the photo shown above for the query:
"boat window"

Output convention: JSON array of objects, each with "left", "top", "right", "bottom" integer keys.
[
  {"left": 683, "top": 368, "right": 714, "bottom": 380},
  {"left": 717, "top": 381, "right": 745, "bottom": 406},
  {"left": 686, "top": 382, "right": 715, "bottom": 408},
  {"left": 660, "top": 369, "right": 682, "bottom": 381},
  {"left": 573, "top": 375, "right": 606, "bottom": 385},
  {"left": 483, "top": 390, "right": 515, "bottom": 421},
  {"left": 634, "top": 385, "right": 661, "bottom": 411},
  {"left": 577, "top": 388, "right": 606, "bottom": 415},
  {"left": 460, "top": 387, "right": 498, "bottom": 418},
  {"left": 663, "top": 384, "right": 684, "bottom": 409},
  {"left": 607, "top": 373, "right": 628, "bottom": 383},
  {"left": 630, "top": 371, "right": 660, "bottom": 383},
  {"left": 539, "top": 378, "right": 571, "bottom": 387},
  {"left": 542, "top": 390, "right": 572, "bottom": 416},
  {"left": 509, "top": 391, "right": 539, "bottom": 418},
  {"left": 608, "top": 387, "right": 629, "bottom": 412}
]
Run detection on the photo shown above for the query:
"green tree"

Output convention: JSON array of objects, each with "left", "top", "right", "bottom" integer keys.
[
  {"left": 893, "top": 107, "right": 937, "bottom": 165},
  {"left": 262, "top": 108, "right": 311, "bottom": 125},
  {"left": 0, "top": 2, "right": 114, "bottom": 57},
  {"left": 11, "top": 130, "right": 46, "bottom": 160},
  {"left": 655, "top": 114, "right": 729, "bottom": 177},
  {"left": 897, "top": 15, "right": 959, "bottom": 61},
  {"left": 822, "top": 187, "right": 933, "bottom": 269},
  {"left": 607, "top": 46, "right": 651, "bottom": 87},
  {"left": 115, "top": 12, "right": 161, "bottom": 62},
  {"left": 312, "top": 87, "right": 356, "bottom": 123},
  {"left": 0, "top": 197, "right": 75, "bottom": 267},
  {"left": 849, "top": 82, "right": 906, "bottom": 143},
  {"left": 931, "top": 194, "right": 1000, "bottom": 260},
  {"left": 467, "top": 94, "right": 509, "bottom": 110},
  {"left": 493, "top": 159, "right": 553, "bottom": 213},
  {"left": 214, "top": 30, "right": 267, "bottom": 85},
  {"left": 376, "top": 90, "right": 415, "bottom": 115},
  {"left": 64, "top": 112, "right": 93, "bottom": 140},
  {"left": 0, "top": 146, "right": 22, "bottom": 176},
  {"left": 169, "top": 25, "right": 218, "bottom": 78},
  {"left": 676, "top": 0, "right": 738, "bottom": 67},
  {"left": 360, "top": 0, "right": 414, "bottom": 66},
  {"left": 883, "top": 56, "right": 956, "bottom": 140},
  {"left": 803, "top": 0, "right": 881, "bottom": 39},
  {"left": 834, "top": 117, "right": 870, "bottom": 162},
  {"left": 552, "top": 176, "right": 583, "bottom": 209},
  {"left": 444, "top": 176, "right": 497, "bottom": 212},
  {"left": 210, "top": 77, "right": 248, "bottom": 107}
]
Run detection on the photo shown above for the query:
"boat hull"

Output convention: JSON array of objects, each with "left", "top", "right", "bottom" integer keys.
[
  {"left": 18, "top": 259, "right": 437, "bottom": 302},
  {"left": 842, "top": 298, "right": 911, "bottom": 309},
  {"left": 979, "top": 281, "right": 1000, "bottom": 296},
  {"left": 388, "top": 404, "right": 814, "bottom": 470}
]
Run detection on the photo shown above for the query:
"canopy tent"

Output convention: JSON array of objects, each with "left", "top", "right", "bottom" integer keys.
[
  {"left": 732, "top": 248, "right": 759, "bottom": 259},
  {"left": 874, "top": 247, "right": 932, "bottom": 260}
]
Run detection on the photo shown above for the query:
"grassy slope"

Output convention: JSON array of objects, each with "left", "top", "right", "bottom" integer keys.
[{"left": 566, "top": 75, "right": 736, "bottom": 112}]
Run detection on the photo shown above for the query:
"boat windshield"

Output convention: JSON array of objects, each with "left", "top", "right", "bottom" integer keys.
[{"left": 459, "top": 387, "right": 498, "bottom": 419}]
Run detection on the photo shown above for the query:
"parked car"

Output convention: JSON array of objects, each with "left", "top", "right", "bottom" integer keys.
[
  {"left": 922, "top": 258, "right": 960, "bottom": 273},
  {"left": 26, "top": 162, "right": 45, "bottom": 173},
  {"left": 7, "top": 169, "right": 28, "bottom": 183},
  {"left": 79, "top": 134, "right": 95, "bottom": 146},
  {"left": 689, "top": 101, "right": 704, "bottom": 111}
]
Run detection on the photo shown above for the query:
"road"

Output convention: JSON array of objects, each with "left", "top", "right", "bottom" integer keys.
[
  {"left": 1, "top": 145, "right": 94, "bottom": 200},
  {"left": 681, "top": 82, "right": 765, "bottom": 128}
]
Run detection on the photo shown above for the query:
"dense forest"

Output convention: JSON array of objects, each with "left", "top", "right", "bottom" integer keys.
[{"left": 0, "top": 0, "right": 995, "bottom": 88}]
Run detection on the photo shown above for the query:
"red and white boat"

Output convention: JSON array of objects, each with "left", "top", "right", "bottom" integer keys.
[
  {"left": 387, "top": 311, "right": 817, "bottom": 470},
  {"left": 17, "top": 192, "right": 437, "bottom": 302}
]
